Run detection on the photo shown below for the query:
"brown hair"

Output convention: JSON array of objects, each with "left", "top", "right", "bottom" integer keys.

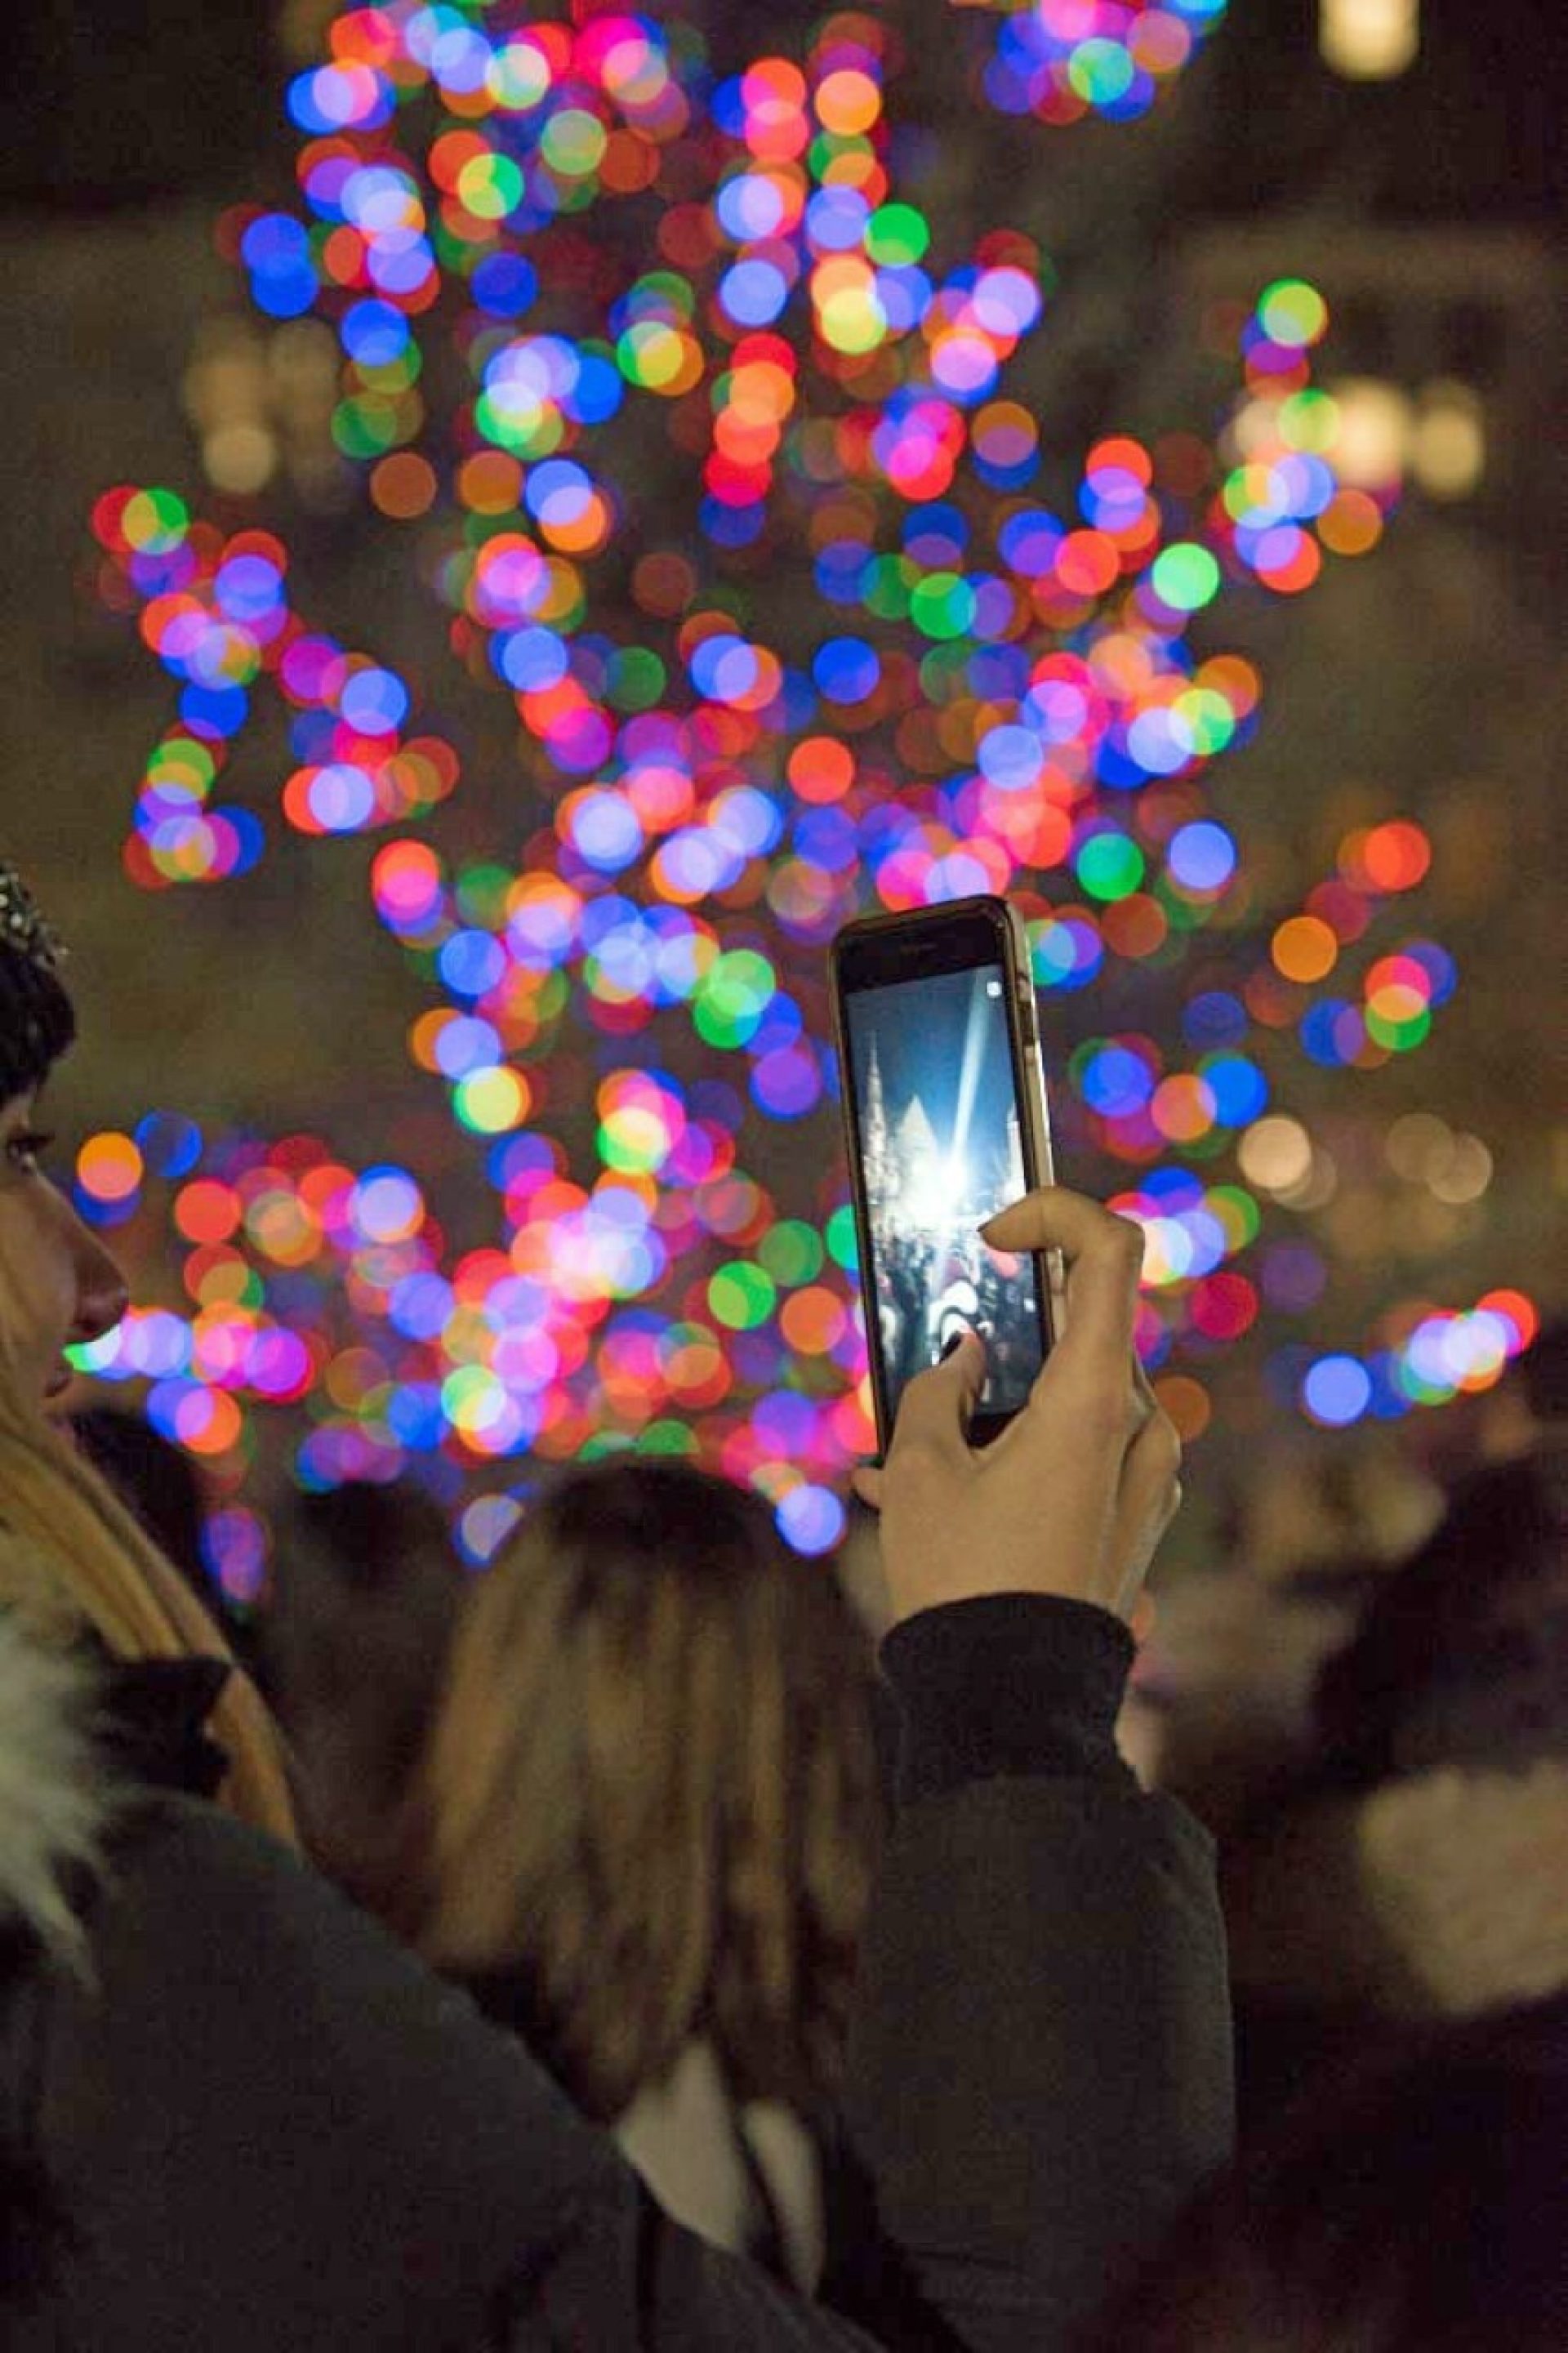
[
  {"left": 404, "top": 1457, "right": 879, "bottom": 2121},
  {"left": 0, "top": 1370, "right": 296, "bottom": 1843}
]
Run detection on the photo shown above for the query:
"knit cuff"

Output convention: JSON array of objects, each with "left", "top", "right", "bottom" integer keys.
[{"left": 880, "top": 1593, "right": 1137, "bottom": 1803}]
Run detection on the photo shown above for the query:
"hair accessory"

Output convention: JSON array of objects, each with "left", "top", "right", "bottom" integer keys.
[
  {"left": 0, "top": 860, "right": 76, "bottom": 1103},
  {"left": 0, "top": 862, "right": 68, "bottom": 974}
]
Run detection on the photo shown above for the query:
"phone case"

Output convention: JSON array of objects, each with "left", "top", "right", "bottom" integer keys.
[{"left": 829, "top": 896, "right": 1055, "bottom": 1452}]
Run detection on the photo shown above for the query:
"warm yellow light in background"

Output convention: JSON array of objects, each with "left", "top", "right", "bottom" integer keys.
[
  {"left": 1384, "top": 1112, "right": 1494, "bottom": 1204},
  {"left": 1320, "top": 0, "right": 1419, "bottom": 79},
  {"left": 1319, "top": 377, "right": 1483, "bottom": 504},
  {"left": 182, "top": 314, "right": 350, "bottom": 503},
  {"left": 1326, "top": 379, "right": 1412, "bottom": 492},
  {"left": 183, "top": 320, "right": 278, "bottom": 493},
  {"left": 203, "top": 423, "right": 278, "bottom": 496},
  {"left": 1428, "top": 1134, "right": 1493, "bottom": 1205},
  {"left": 1410, "top": 381, "right": 1486, "bottom": 500},
  {"left": 1239, "top": 1115, "right": 1314, "bottom": 1194},
  {"left": 1384, "top": 1111, "right": 1451, "bottom": 1182},
  {"left": 1239, "top": 1116, "right": 1342, "bottom": 1212}
]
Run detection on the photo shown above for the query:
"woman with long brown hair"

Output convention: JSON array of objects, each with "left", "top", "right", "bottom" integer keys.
[{"left": 404, "top": 1457, "right": 880, "bottom": 2289}]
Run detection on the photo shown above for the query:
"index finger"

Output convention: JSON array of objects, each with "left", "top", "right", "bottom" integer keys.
[{"left": 980, "top": 1187, "right": 1145, "bottom": 1368}]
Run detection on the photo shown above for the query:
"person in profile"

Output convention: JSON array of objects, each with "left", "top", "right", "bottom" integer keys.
[{"left": 396, "top": 1457, "right": 881, "bottom": 2293}]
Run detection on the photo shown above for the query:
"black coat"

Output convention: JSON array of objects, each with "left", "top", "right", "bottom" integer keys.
[{"left": 1, "top": 1597, "right": 1232, "bottom": 2351}]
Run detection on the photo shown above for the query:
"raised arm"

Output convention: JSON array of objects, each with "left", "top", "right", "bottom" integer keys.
[
  {"left": 29, "top": 1187, "right": 1227, "bottom": 2353},
  {"left": 827, "top": 1188, "right": 1234, "bottom": 2351}
]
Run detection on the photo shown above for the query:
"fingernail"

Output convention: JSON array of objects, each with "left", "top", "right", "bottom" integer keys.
[{"left": 940, "top": 1331, "right": 967, "bottom": 1361}]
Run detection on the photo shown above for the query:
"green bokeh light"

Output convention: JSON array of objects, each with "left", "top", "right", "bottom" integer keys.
[
  {"left": 1149, "top": 543, "right": 1221, "bottom": 613},
  {"left": 864, "top": 202, "right": 929, "bottom": 265},
  {"left": 758, "top": 1219, "right": 825, "bottom": 1287},
  {"left": 708, "top": 1260, "right": 777, "bottom": 1329},
  {"left": 1076, "top": 832, "right": 1146, "bottom": 902}
]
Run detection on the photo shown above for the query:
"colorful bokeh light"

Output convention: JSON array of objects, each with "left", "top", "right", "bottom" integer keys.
[{"left": 80, "top": 0, "right": 1516, "bottom": 1547}]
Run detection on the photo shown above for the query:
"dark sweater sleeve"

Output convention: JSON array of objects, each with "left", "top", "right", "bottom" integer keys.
[
  {"left": 880, "top": 1593, "right": 1137, "bottom": 1801},
  {"left": 831, "top": 1597, "right": 1235, "bottom": 2353}
]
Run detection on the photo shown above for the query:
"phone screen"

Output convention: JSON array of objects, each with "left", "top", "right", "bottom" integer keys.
[{"left": 842, "top": 959, "right": 1047, "bottom": 1436}]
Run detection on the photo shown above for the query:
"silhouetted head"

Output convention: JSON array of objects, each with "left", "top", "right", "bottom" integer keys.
[{"left": 1088, "top": 1995, "right": 1568, "bottom": 2351}]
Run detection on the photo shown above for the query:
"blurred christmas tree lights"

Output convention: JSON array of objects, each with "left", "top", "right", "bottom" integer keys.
[{"left": 74, "top": 0, "right": 1535, "bottom": 1575}]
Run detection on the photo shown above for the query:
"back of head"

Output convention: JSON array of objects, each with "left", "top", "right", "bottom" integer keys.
[
  {"left": 72, "top": 1406, "right": 207, "bottom": 1593},
  {"left": 1315, "top": 1436, "right": 1568, "bottom": 1783},
  {"left": 267, "top": 1478, "right": 460, "bottom": 1902},
  {"left": 1088, "top": 1995, "right": 1568, "bottom": 2351},
  {"left": 408, "top": 1455, "right": 878, "bottom": 2119},
  {"left": 272, "top": 1476, "right": 459, "bottom": 1718}
]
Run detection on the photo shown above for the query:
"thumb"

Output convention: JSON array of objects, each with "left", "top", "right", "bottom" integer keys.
[{"left": 890, "top": 1326, "right": 987, "bottom": 1460}]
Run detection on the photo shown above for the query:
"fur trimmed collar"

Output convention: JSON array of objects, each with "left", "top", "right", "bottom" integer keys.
[{"left": 0, "top": 1606, "right": 108, "bottom": 1963}]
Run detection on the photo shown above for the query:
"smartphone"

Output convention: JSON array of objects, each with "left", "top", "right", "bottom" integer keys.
[{"left": 830, "top": 894, "right": 1056, "bottom": 1454}]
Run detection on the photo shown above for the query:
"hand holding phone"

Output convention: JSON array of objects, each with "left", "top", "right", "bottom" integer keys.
[
  {"left": 830, "top": 895, "right": 1056, "bottom": 1453},
  {"left": 851, "top": 1186, "right": 1182, "bottom": 1629}
]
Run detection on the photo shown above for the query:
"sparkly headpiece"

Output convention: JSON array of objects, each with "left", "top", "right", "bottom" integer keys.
[{"left": 0, "top": 862, "right": 76, "bottom": 1103}]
